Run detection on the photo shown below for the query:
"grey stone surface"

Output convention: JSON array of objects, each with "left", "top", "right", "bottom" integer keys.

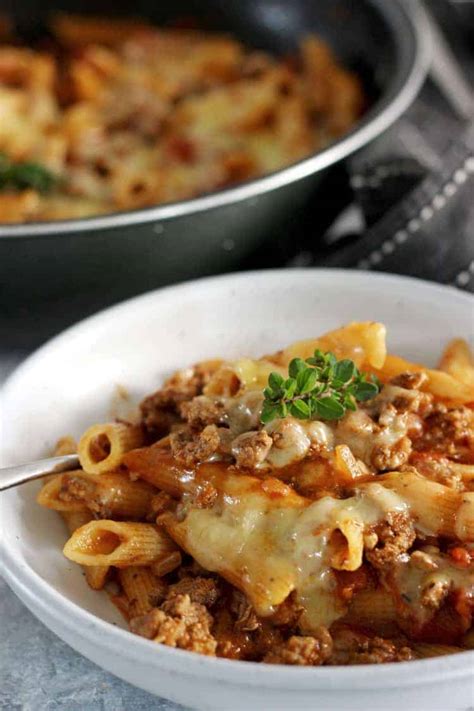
[{"left": 0, "top": 577, "right": 185, "bottom": 711}]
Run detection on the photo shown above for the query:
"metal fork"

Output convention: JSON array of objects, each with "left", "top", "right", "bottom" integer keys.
[{"left": 0, "top": 454, "right": 80, "bottom": 491}]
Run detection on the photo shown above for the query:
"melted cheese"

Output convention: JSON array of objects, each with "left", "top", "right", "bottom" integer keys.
[
  {"left": 225, "top": 390, "right": 264, "bottom": 435},
  {"left": 335, "top": 408, "right": 409, "bottom": 467},
  {"left": 262, "top": 418, "right": 334, "bottom": 468},
  {"left": 265, "top": 418, "right": 311, "bottom": 467},
  {"left": 392, "top": 550, "right": 474, "bottom": 627},
  {"left": 232, "top": 358, "right": 286, "bottom": 390},
  {"left": 168, "top": 474, "right": 408, "bottom": 630}
]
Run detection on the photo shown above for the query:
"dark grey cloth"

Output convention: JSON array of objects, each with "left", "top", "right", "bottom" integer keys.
[
  {"left": 303, "top": 0, "right": 474, "bottom": 293},
  {"left": 317, "top": 118, "right": 474, "bottom": 291}
]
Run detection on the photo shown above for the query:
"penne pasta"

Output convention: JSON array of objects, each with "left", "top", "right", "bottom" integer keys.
[
  {"left": 61, "top": 509, "right": 92, "bottom": 531},
  {"left": 205, "top": 358, "right": 286, "bottom": 396},
  {"left": 63, "top": 520, "right": 178, "bottom": 568},
  {"left": 71, "top": 470, "right": 154, "bottom": 519},
  {"left": 344, "top": 588, "right": 397, "bottom": 627},
  {"left": 149, "top": 551, "right": 182, "bottom": 577},
  {"left": 376, "top": 472, "right": 467, "bottom": 539},
  {"left": 53, "top": 436, "right": 77, "bottom": 456},
  {"left": 124, "top": 448, "right": 197, "bottom": 497},
  {"left": 462, "top": 629, "right": 474, "bottom": 649},
  {"left": 413, "top": 643, "right": 465, "bottom": 658},
  {"left": 450, "top": 462, "right": 474, "bottom": 482},
  {"left": 118, "top": 566, "right": 168, "bottom": 618},
  {"left": 373, "top": 354, "right": 474, "bottom": 404},
  {"left": 38, "top": 473, "right": 89, "bottom": 512},
  {"left": 279, "top": 322, "right": 387, "bottom": 370},
  {"left": 0, "top": 22, "right": 364, "bottom": 225},
  {"left": 329, "top": 517, "right": 365, "bottom": 572},
  {"left": 438, "top": 339, "right": 474, "bottom": 388},
  {"left": 455, "top": 493, "right": 474, "bottom": 541},
  {"left": 61, "top": 510, "right": 110, "bottom": 590},
  {"left": 51, "top": 14, "right": 152, "bottom": 46},
  {"left": 39, "top": 470, "right": 156, "bottom": 519},
  {"left": 333, "top": 444, "right": 365, "bottom": 483},
  {"left": 78, "top": 422, "right": 144, "bottom": 474}
]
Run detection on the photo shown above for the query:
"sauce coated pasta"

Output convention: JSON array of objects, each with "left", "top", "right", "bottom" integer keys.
[{"left": 38, "top": 323, "right": 474, "bottom": 665}]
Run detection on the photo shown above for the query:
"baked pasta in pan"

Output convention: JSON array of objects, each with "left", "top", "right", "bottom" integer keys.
[{"left": 0, "top": 15, "right": 364, "bottom": 223}]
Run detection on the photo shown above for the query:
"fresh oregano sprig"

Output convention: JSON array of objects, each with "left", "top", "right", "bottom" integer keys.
[
  {"left": 261, "top": 349, "right": 381, "bottom": 424},
  {"left": 0, "top": 152, "right": 58, "bottom": 193}
]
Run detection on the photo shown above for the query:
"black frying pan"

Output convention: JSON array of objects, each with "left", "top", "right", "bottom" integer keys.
[{"left": 0, "top": 0, "right": 429, "bottom": 307}]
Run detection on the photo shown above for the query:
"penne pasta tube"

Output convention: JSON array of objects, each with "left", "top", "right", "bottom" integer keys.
[
  {"left": 333, "top": 444, "right": 365, "bottom": 483},
  {"left": 38, "top": 473, "right": 89, "bottom": 512},
  {"left": 53, "top": 436, "right": 77, "bottom": 456},
  {"left": 71, "top": 470, "right": 154, "bottom": 519},
  {"left": 39, "top": 471, "right": 156, "bottom": 519},
  {"left": 61, "top": 510, "right": 110, "bottom": 590},
  {"left": 78, "top": 422, "right": 144, "bottom": 474},
  {"left": 84, "top": 565, "right": 111, "bottom": 590},
  {"left": 204, "top": 358, "right": 285, "bottom": 396},
  {"left": 438, "top": 339, "right": 474, "bottom": 387},
  {"left": 118, "top": 566, "right": 168, "bottom": 618},
  {"left": 149, "top": 550, "right": 182, "bottom": 577},
  {"left": 462, "top": 628, "right": 474, "bottom": 649},
  {"left": 329, "top": 516, "right": 364, "bottom": 572},
  {"left": 279, "top": 322, "right": 387, "bottom": 370},
  {"left": 373, "top": 354, "right": 474, "bottom": 404},
  {"left": 344, "top": 588, "right": 397, "bottom": 627},
  {"left": 63, "top": 520, "right": 178, "bottom": 568},
  {"left": 51, "top": 13, "right": 152, "bottom": 46},
  {"left": 61, "top": 510, "right": 93, "bottom": 531},
  {"left": 376, "top": 472, "right": 465, "bottom": 538},
  {"left": 413, "top": 643, "right": 465, "bottom": 658},
  {"left": 449, "top": 463, "right": 474, "bottom": 482},
  {"left": 455, "top": 493, "right": 474, "bottom": 541},
  {"left": 203, "top": 363, "right": 243, "bottom": 397},
  {"left": 123, "top": 448, "right": 192, "bottom": 497}
]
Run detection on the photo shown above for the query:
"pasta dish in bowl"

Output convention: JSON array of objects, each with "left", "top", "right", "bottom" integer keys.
[
  {"left": 1, "top": 269, "right": 472, "bottom": 709},
  {"left": 37, "top": 321, "right": 474, "bottom": 666}
]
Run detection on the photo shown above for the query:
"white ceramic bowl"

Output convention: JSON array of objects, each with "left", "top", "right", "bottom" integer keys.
[{"left": 1, "top": 269, "right": 473, "bottom": 711}]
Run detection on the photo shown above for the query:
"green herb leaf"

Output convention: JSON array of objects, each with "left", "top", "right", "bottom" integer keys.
[
  {"left": 343, "top": 393, "right": 357, "bottom": 411},
  {"left": 289, "top": 358, "right": 306, "bottom": 378},
  {"left": 354, "top": 381, "right": 379, "bottom": 401},
  {"left": 314, "top": 397, "right": 345, "bottom": 420},
  {"left": 260, "top": 402, "right": 280, "bottom": 424},
  {"left": 333, "top": 359, "right": 356, "bottom": 384},
  {"left": 289, "top": 399, "right": 311, "bottom": 419},
  {"left": 268, "top": 372, "right": 284, "bottom": 392},
  {"left": 0, "top": 153, "right": 58, "bottom": 194},
  {"left": 371, "top": 374, "right": 382, "bottom": 389},
  {"left": 260, "top": 349, "right": 381, "bottom": 424},
  {"left": 297, "top": 368, "right": 319, "bottom": 394},
  {"left": 284, "top": 378, "right": 297, "bottom": 399}
]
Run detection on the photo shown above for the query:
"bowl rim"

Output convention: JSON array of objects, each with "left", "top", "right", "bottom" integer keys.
[
  {"left": 1, "top": 268, "right": 473, "bottom": 689},
  {"left": 0, "top": 0, "right": 431, "bottom": 238}
]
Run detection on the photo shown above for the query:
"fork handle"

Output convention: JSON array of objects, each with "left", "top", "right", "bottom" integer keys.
[{"left": 0, "top": 454, "right": 80, "bottom": 491}]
